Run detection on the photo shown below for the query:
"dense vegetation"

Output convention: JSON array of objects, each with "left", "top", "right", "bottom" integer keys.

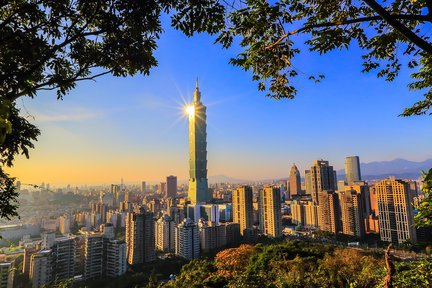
[{"left": 161, "top": 240, "right": 431, "bottom": 288}]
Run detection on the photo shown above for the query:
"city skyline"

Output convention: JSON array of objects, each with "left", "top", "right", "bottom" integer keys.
[{"left": 7, "top": 23, "right": 432, "bottom": 185}]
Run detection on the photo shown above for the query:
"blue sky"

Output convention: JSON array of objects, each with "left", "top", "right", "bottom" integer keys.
[{"left": 10, "top": 18, "right": 432, "bottom": 185}]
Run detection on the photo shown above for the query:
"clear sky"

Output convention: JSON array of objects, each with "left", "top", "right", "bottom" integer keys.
[{"left": 8, "top": 18, "right": 432, "bottom": 186}]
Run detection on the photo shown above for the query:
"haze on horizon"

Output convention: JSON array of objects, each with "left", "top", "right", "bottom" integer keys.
[{"left": 8, "top": 21, "right": 432, "bottom": 186}]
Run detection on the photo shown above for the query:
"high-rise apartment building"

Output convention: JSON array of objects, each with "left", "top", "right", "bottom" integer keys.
[
  {"left": 188, "top": 80, "right": 210, "bottom": 204},
  {"left": 304, "top": 201, "right": 319, "bottom": 228},
  {"left": 345, "top": 156, "right": 362, "bottom": 185},
  {"left": 166, "top": 176, "right": 177, "bottom": 198},
  {"left": 318, "top": 190, "right": 340, "bottom": 234},
  {"left": 375, "top": 178, "right": 417, "bottom": 244},
  {"left": 175, "top": 218, "right": 200, "bottom": 260},
  {"left": 232, "top": 186, "right": 254, "bottom": 235},
  {"left": 308, "top": 160, "right": 337, "bottom": 204},
  {"left": 291, "top": 200, "right": 305, "bottom": 226},
  {"left": 258, "top": 187, "right": 282, "bottom": 237},
  {"left": 104, "top": 239, "right": 127, "bottom": 277},
  {"left": 58, "top": 215, "right": 70, "bottom": 235},
  {"left": 198, "top": 220, "right": 226, "bottom": 253},
  {"left": 155, "top": 214, "right": 175, "bottom": 253},
  {"left": 83, "top": 234, "right": 104, "bottom": 280},
  {"left": 125, "top": 208, "right": 156, "bottom": 264},
  {"left": 29, "top": 250, "right": 52, "bottom": 288},
  {"left": 52, "top": 236, "right": 75, "bottom": 281},
  {"left": 0, "top": 262, "right": 13, "bottom": 288},
  {"left": 339, "top": 189, "right": 365, "bottom": 239},
  {"left": 288, "top": 163, "right": 302, "bottom": 197}
]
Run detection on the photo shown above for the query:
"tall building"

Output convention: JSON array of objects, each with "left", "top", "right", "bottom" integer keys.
[
  {"left": 304, "top": 170, "right": 312, "bottom": 195},
  {"left": 187, "top": 80, "right": 210, "bottom": 204},
  {"left": 318, "top": 190, "right": 340, "bottom": 234},
  {"left": 376, "top": 178, "right": 417, "bottom": 244},
  {"left": 345, "top": 156, "right": 362, "bottom": 185},
  {"left": 232, "top": 186, "right": 254, "bottom": 235},
  {"left": 339, "top": 189, "right": 365, "bottom": 239},
  {"left": 52, "top": 236, "right": 75, "bottom": 281},
  {"left": 125, "top": 208, "right": 156, "bottom": 264},
  {"left": 288, "top": 163, "right": 302, "bottom": 197},
  {"left": 175, "top": 218, "right": 200, "bottom": 260},
  {"left": 83, "top": 234, "right": 104, "bottom": 280},
  {"left": 198, "top": 220, "right": 226, "bottom": 253},
  {"left": 304, "top": 201, "right": 319, "bottom": 228},
  {"left": 29, "top": 250, "right": 52, "bottom": 288},
  {"left": 0, "top": 262, "right": 13, "bottom": 288},
  {"left": 166, "top": 175, "right": 177, "bottom": 198},
  {"left": 159, "top": 182, "right": 167, "bottom": 195},
  {"left": 58, "top": 215, "right": 70, "bottom": 235},
  {"left": 155, "top": 214, "right": 175, "bottom": 253},
  {"left": 258, "top": 187, "right": 282, "bottom": 237},
  {"left": 141, "top": 181, "right": 146, "bottom": 194},
  {"left": 291, "top": 200, "right": 305, "bottom": 226},
  {"left": 308, "top": 160, "right": 337, "bottom": 204},
  {"left": 104, "top": 239, "right": 127, "bottom": 277}
]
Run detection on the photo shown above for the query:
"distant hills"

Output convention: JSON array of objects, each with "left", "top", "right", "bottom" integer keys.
[
  {"left": 338, "top": 158, "right": 432, "bottom": 180},
  {"left": 184, "top": 159, "right": 432, "bottom": 185}
]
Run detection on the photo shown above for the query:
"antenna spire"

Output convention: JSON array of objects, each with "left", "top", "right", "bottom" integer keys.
[{"left": 194, "top": 78, "right": 201, "bottom": 102}]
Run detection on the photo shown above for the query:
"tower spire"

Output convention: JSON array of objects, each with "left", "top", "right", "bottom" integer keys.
[{"left": 194, "top": 78, "right": 201, "bottom": 103}]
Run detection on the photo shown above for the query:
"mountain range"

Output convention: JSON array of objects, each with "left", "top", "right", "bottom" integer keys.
[{"left": 204, "top": 158, "right": 432, "bottom": 184}]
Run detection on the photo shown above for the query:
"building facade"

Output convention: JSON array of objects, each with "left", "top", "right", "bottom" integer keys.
[
  {"left": 188, "top": 80, "right": 210, "bottom": 204},
  {"left": 345, "top": 156, "right": 362, "bottom": 185},
  {"left": 125, "top": 208, "right": 156, "bottom": 264},
  {"left": 288, "top": 163, "right": 302, "bottom": 197},
  {"left": 232, "top": 186, "right": 254, "bottom": 235},
  {"left": 258, "top": 187, "right": 282, "bottom": 237},
  {"left": 175, "top": 218, "right": 200, "bottom": 260},
  {"left": 376, "top": 178, "right": 417, "bottom": 244}
]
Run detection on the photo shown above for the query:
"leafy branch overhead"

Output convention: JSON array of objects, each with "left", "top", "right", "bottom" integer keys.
[{"left": 216, "top": 0, "right": 432, "bottom": 116}]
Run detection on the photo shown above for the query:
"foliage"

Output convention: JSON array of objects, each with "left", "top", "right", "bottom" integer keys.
[
  {"left": 161, "top": 240, "right": 392, "bottom": 288},
  {"left": 163, "top": 259, "right": 226, "bottom": 288},
  {"left": 214, "top": 244, "right": 254, "bottom": 279},
  {"left": 392, "top": 258, "right": 432, "bottom": 288},
  {"left": 0, "top": 166, "right": 19, "bottom": 220},
  {"left": 415, "top": 169, "right": 432, "bottom": 227},
  {"left": 216, "top": 0, "right": 432, "bottom": 116}
]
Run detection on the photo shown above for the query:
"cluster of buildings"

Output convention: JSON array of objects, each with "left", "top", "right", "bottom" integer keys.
[{"left": 290, "top": 156, "right": 422, "bottom": 245}]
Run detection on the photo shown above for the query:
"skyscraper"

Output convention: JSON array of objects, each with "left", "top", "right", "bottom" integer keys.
[
  {"left": 232, "top": 186, "right": 254, "bottom": 235},
  {"left": 166, "top": 175, "right": 177, "bottom": 198},
  {"left": 141, "top": 181, "right": 146, "bottom": 194},
  {"left": 345, "top": 156, "right": 362, "bottom": 185},
  {"left": 258, "top": 187, "right": 282, "bottom": 237},
  {"left": 375, "top": 177, "right": 417, "bottom": 244},
  {"left": 318, "top": 190, "right": 340, "bottom": 234},
  {"left": 187, "top": 80, "right": 210, "bottom": 204},
  {"left": 125, "top": 208, "right": 156, "bottom": 264},
  {"left": 288, "top": 163, "right": 302, "bottom": 197},
  {"left": 309, "top": 160, "right": 337, "bottom": 204},
  {"left": 339, "top": 189, "right": 365, "bottom": 239}
]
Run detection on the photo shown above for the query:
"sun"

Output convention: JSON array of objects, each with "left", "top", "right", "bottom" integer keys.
[{"left": 185, "top": 105, "right": 195, "bottom": 116}]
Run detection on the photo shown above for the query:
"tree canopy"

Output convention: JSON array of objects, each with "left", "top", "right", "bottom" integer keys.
[{"left": 1, "top": 0, "right": 432, "bottom": 219}]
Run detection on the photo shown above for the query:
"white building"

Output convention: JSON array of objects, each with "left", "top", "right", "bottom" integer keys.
[
  {"left": 175, "top": 218, "right": 199, "bottom": 260},
  {"left": 155, "top": 214, "right": 175, "bottom": 253}
]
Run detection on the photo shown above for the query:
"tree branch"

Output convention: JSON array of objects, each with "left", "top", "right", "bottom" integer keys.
[
  {"left": 362, "top": 0, "right": 432, "bottom": 55},
  {"left": 266, "top": 14, "right": 429, "bottom": 50}
]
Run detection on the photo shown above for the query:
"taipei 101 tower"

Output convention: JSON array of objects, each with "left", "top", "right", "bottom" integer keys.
[{"left": 186, "top": 80, "right": 210, "bottom": 204}]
